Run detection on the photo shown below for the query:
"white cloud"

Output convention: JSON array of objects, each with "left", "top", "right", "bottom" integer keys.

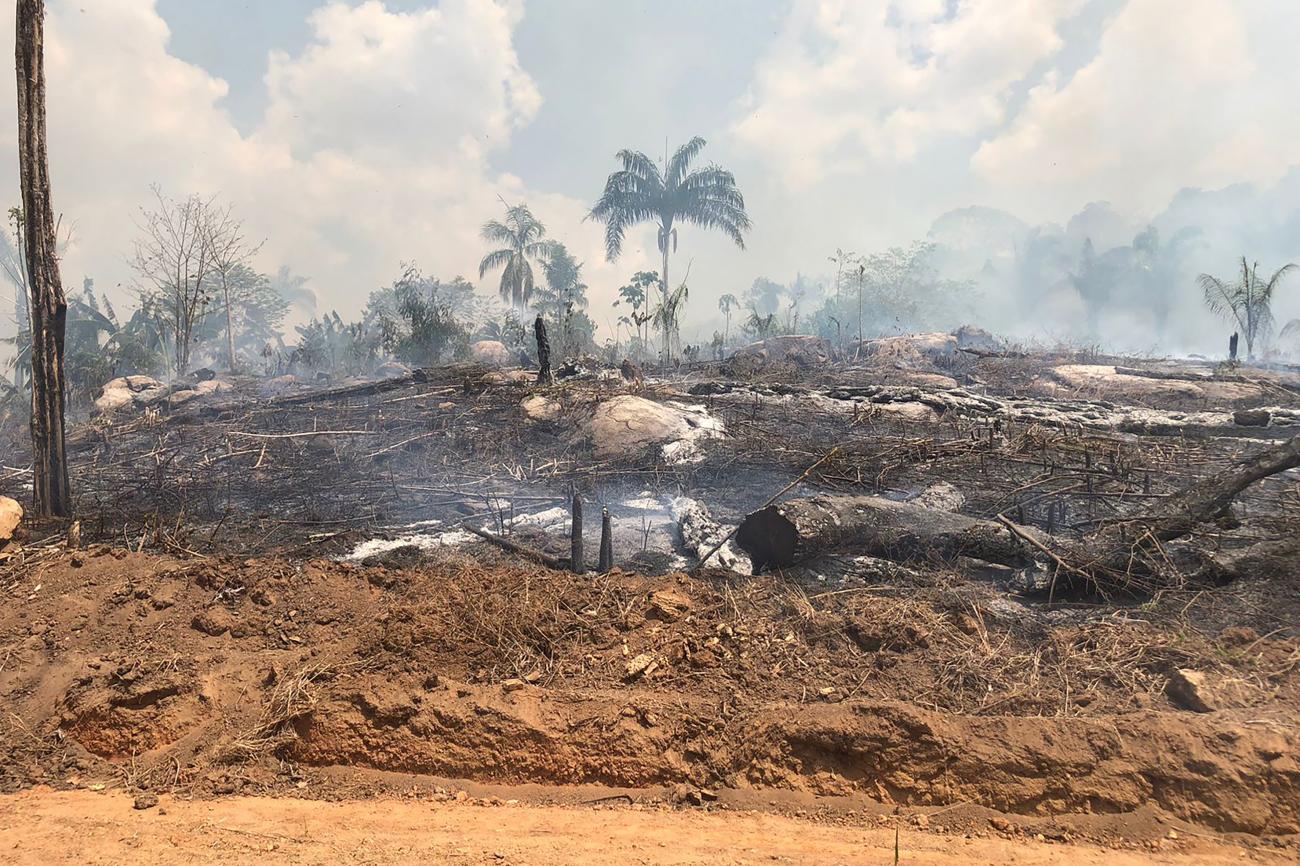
[
  {"left": 972, "top": 0, "right": 1300, "bottom": 217},
  {"left": 0, "top": 0, "right": 650, "bottom": 336},
  {"left": 733, "top": 0, "right": 1086, "bottom": 185}
]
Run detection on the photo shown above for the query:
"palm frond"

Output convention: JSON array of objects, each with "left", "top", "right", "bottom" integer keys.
[
  {"left": 1198, "top": 273, "right": 1248, "bottom": 332},
  {"left": 480, "top": 219, "right": 516, "bottom": 246},
  {"left": 479, "top": 247, "right": 515, "bottom": 278},
  {"left": 616, "top": 150, "right": 663, "bottom": 188},
  {"left": 667, "top": 136, "right": 707, "bottom": 188},
  {"left": 1263, "top": 262, "right": 1297, "bottom": 296}
]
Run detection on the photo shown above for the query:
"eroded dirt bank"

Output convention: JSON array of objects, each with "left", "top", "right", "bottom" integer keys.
[
  {"left": 2, "top": 546, "right": 1297, "bottom": 847},
  {"left": 0, "top": 789, "right": 1291, "bottom": 866}
]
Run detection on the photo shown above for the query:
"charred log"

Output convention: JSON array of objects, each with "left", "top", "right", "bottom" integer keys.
[{"left": 735, "top": 494, "right": 1040, "bottom": 572}]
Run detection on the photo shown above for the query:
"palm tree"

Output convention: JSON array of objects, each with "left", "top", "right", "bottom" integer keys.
[
  {"left": 1199, "top": 258, "right": 1296, "bottom": 360},
  {"left": 718, "top": 292, "right": 738, "bottom": 346},
  {"left": 589, "top": 136, "right": 750, "bottom": 354},
  {"left": 479, "top": 203, "right": 550, "bottom": 309}
]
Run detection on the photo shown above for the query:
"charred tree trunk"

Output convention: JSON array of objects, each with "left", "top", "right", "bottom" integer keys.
[
  {"left": 1074, "top": 434, "right": 1300, "bottom": 584},
  {"left": 570, "top": 493, "right": 584, "bottom": 573},
  {"left": 16, "top": 0, "right": 71, "bottom": 518},
  {"left": 598, "top": 507, "right": 613, "bottom": 573},
  {"left": 736, "top": 495, "right": 1038, "bottom": 572},
  {"left": 534, "top": 315, "right": 552, "bottom": 386}
]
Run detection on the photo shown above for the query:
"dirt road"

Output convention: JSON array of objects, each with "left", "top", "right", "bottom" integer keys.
[{"left": 0, "top": 790, "right": 1284, "bottom": 866}]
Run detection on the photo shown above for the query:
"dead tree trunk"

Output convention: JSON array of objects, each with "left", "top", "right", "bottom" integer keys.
[
  {"left": 598, "top": 507, "right": 613, "bottom": 572},
  {"left": 570, "top": 493, "right": 584, "bottom": 573},
  {"left": 534, "top": 315, "right": 552, "bottom": 386},
  {"left": 736, "top": 495, "right": 1038, "bottom": 572},
  {"left": 1071, "top": 434, "right": 1300, "bottom": 587},
  {"left": 16, "top": 0, "right": 71, "bottom": 518}
]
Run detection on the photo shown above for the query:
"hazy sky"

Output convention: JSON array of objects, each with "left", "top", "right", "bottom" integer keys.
[{"left": 2, "top": 0, "right": 1298, "bottom": 343}]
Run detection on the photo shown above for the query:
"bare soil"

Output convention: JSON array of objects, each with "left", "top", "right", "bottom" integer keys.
[{"left": 4, "top": 789, "right": 1293, "bottom": 866}]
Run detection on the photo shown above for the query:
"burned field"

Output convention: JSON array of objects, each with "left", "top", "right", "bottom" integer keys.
[{"left": 2, "top": 337, "right": 1299, "bottom": 851}]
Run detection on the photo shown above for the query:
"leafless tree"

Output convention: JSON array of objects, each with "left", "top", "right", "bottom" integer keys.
[
  {"left": 16, "top": 0, "right": 72, "bottom": 516},
  {"left": 132, "top": 187, "right": 220, "bottom": 374},
  {"left": 203, "top": 202, "right": 264, "bottom": 373}
]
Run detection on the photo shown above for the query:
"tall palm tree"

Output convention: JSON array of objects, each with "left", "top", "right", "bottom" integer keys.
[
  {"left": 1199, "top": 257, "right": 1296, "bottom": 360},
  {"left": 479, "top": 203, "right": 550, "bottom": 309},
  {"left": 718, "top": 292, "right": 738, "bottom": 346},
  {"left": 589, "top": 137, "right": 750, "bottom": 354}
]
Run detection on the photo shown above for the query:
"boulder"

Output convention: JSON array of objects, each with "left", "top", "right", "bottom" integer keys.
[
  {"left": 952, "top": 325, "right": 1003, "bottom": 352},
  {"left": 583, "top": 396, "right": 723, "bottom": 463},
  {"left": 95, "top": 375, "right": 166, "bottom": 414},
  {"left": 856, "top": 332, "right": 958, "bottom": 365},
  {"left": 193, "top": 379, "right": 232, "bottom": 397},
  {"left": 471, "top": 340, "right": 513, "bottom": 367},
  {"left": 0, "top": 496, "right": 22, "bottom": 543},
  {"left": 731, "top": 335, "right": 835, "bottom": 368},
  {"left": 521, "top": 394, "right": 562, "bottom": 422},
  {"left": 373, "top": 360, "right": 412, "bottom": 379},
  {"left": 259, "top": 374, "right": 301, "bottom": 397}
]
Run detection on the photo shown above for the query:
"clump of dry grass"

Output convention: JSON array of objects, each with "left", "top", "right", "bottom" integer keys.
[{"left": 217, "top": 659, "right": 342, "bottom": 763}]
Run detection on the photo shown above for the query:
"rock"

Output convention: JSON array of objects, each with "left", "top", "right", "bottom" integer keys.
[
  {"left": 1233, "top": 408, "right": 1271, "bottom": 427},
  {"left": 481, "top": 370, "right": 534, "bottom": 386},
  {"left": 95, "top": 374, "right": 166, "bottom": 413},
  {"left": 856, "top": 332, "right": 958, "bottom": 365},
  {"left": 471, "top": 340, "right": 513, "bottom": 367},
  {"left": 1166, "top": 668, "right": 1258, "bottom": 712},
  {"left": 647, "top": 588, "right": 692, "bottom": 622},
  {"left": 624, "top": 653, "right": 658, "bottom": 680},
  {"left": 259, "top": 374, "right": 300, "bottom": 397},
  {"left": 730, "top": 335, "right": 835, "bottom": 368},
  {"left": 133, "top": 793, "right": 159, "bottom": 810},
  {"left": 521, "top": 394, "right": 562, "bottom": 423},
  {"left": 193, "top": 379, "right": 232, "bottom": 397},
  {"left": 0, "top": 496, "right": 22, "bottom": 543},
  {"left": 191, "top": 606, "right": 237, "bottom": 637},
  {"left": 501, "top": 678, "right": 526, "bottom": 692},
  {"left": 584, "top": 396, "right": 723, "bottom": 463},
  {"left": 952, "top": 325, "right": 1003, "bottom": 352},
  {"left": 908, "top": 482, "right": 965, "bottom": 513},
  {"left": 373, "top": 360, "right": 412, "bottom": 379}
]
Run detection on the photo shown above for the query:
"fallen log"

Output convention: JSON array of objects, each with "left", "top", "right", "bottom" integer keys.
[
  {"left": 734, "top": 494, "right": 1042, "bottom": 572},
  {"left": 738, "top": 436, "right": 1300, "bottom": 596}
]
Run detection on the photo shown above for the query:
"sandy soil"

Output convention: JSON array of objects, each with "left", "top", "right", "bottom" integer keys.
[{"left": 0, "top": 789, "right": 1285, "bottom": 866}]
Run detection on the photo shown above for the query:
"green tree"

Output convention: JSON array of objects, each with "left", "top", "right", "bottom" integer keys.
[
  {"left": 534, "top": 242, "right": 595, "bottom": 358},
  {"left": 589, "top": 136, "right": 750, "bottom": 354},
  {"left": 1199, "top": 258, "right": 1296, "bottom": 360},
  {"left": 613, "top": 270, "right": 658, "bottom": 351},
  {"left": 478, "top": 203, "right": 550, "bottom": 309}
]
